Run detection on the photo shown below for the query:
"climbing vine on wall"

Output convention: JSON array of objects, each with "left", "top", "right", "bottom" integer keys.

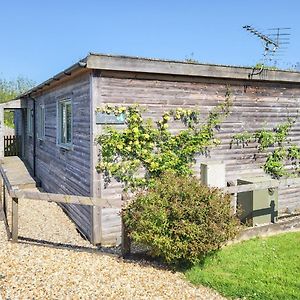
[
  {"left": 231, "top": 117, "right": 300, "bottom": 178},
  {"left": 96, "top": 89, "right": 231, "bottom": 190}
]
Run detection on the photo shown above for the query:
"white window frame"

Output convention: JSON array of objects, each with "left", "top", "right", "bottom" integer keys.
[
  {"left": 37, "top": 104, "right": 45, "bottom": 140},
  {"left": 27, "top": 108, "right": 33, "bottom": 136},
  {"left": 57, "top": 98, "right": 73, "bottom": 148}
]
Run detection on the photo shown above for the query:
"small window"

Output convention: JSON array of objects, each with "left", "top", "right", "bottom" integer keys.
[
  {"left": 58, "top": 99, "right": 72, "bottom": 147},
  {"left": 37, "top": 104, "right": 45, "bottom": 139},
  {"left": 27, "top": 108, "right": 33, "bottom": 136}
]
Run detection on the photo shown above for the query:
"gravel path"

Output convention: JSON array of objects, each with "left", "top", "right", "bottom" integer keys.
[{"left": 0, "top": 196, "right": 224, "bottom": 299}]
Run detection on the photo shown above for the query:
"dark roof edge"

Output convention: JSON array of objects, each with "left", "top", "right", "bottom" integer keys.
[
  {"left": 18, "top": 58, "right": 88, "bottom": 99},
  {"left": 87, "top": 53, "right": 300, "bottom": 83},
  {"left": 88, "top": 52, "right": 285, "bottom": 71},
  {"left": 17, "top": 53, "right": 300, "bottom": 99}
]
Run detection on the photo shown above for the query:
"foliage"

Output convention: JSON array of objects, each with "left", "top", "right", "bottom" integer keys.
[
  {"left": 231, "top": 117, "right": 300, "bottom": 178},
  {"left": 185, "top": 232, "right": 300, "bottom": 300},
  {"left": 0, "top": 76, "right": 35, "bottom": 128},
  {"left": 4, "top": 111, "right": 14, "bottom": 129},
  {"left": 96, "top": 89, "right": 231, "bottom": 190},
  {"left": 254, "top": 63, "right": 278, "bottom": 71},
  {"left": 123, "top": 172, "right": 240, "bottom": 265},
  {"left": 0, "top": 76, "right": 34, "bottom": 103}
]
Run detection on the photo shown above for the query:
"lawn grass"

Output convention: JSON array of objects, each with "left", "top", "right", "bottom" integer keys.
[{"left": 185, "top": 232, "right": 300, "bottom": 300}]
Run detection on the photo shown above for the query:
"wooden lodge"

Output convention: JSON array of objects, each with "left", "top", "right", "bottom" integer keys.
[{"left": 1, "top": 53, "right": 300, "bottom": 245}]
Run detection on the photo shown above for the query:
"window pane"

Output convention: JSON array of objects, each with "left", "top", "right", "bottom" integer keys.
[
  {"left": 61, "top": 104, "right": 66, "bottom": 144},
  {"left": 41, "top": 107, "right": 45, "bottom": 137},
  {"left": 66, "top": 103, "right": 72, "bottom": 143},
  {"left": 38, "top": 105, "right": 45, "bottom": 139},
  {"left": 37, "top": 106, "right": 40, "bottom": 137},
  {"left": 58, "top": 100, "right": 72, "bottom": 145},
  {"left": 27, "top": 108, "right": 33, "bottom": 135}
]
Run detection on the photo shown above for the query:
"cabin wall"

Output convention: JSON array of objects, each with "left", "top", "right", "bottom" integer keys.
[
  {"left": 24, "top": 99, "right": 34, "bottom": 169},
  {"left": 92, "top": 70, "right": 300, "bottom": 235},
  {"left": 24, "top": 72, "right": 93, "bottom": 240},
  {"left": 90, "top": 73, "right": 123, "bottom": 246}
]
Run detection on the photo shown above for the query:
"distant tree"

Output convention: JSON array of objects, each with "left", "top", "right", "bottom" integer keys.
[
  {"left": 0, "top": 76, "right": 35, "bottom": 103},
  {"left": 0, "top": 76, "right": 35, "bottom": 128}
]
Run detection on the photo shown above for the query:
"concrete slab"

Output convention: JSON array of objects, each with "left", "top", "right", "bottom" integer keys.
[{"left": 2, "top": 156, "right": 36, "bottom": 190}]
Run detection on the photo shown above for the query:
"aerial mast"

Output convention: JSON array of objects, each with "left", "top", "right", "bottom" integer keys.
[{"left": 242, "top": 25, "right": 290, "bottom": 69}]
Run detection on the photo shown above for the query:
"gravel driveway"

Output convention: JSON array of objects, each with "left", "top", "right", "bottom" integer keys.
[{"left": 0, "top": 196, "right": 224, "bottom": 299}]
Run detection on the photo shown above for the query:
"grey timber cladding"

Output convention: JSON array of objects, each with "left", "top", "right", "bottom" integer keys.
[
  {"left": 93, "top": 71, "right": 300, "bottom": 214},
  {"left": 26, "top": 73, "right": 93, "bottom": 239},
  {"left": 20, "top": 56, "right": 300, "bottom": 246}
]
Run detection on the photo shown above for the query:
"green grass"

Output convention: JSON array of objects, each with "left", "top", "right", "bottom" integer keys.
[{"left": 185, "top": 232, "right": 300, "bottom": 300}]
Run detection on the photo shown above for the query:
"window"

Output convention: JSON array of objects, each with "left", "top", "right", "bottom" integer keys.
[
  {"left": 37, "top": 104, "right": 45, "bottom": 139},
  {"left": 27, "top": 108, "right": 33, "bottom": 136},
  {"left": 58, "top": 99, "right": 72, "bottom": 147}
]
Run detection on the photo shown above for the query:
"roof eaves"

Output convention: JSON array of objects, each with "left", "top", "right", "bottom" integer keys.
[
  {"left": 15, "top": 53, "right": 300, "bottom": 102},
  {"left": 18, "top": 58, "right": 88, "bottom": 99},
  {"left": 87, "top": 53, "right": 300, "bottom": 83}
]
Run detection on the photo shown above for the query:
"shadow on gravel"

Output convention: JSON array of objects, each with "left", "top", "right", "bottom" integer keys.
[
  {"left": 16, "top": 235, "right": 170, "bottom": 271},
  {"left": 17, "top": 235, "right": 119, "bottom": 257}
]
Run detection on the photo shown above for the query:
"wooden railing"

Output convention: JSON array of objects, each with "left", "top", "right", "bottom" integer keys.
[
  {"left": 0, "top": 165, "right": 113, "bottom": 243},
  {"left": 223, "top": 177, "right": 300, "bottom": 214},
  {"left": 224, "top": 177, "right": 300, "bottom": 194},
  {"left": 1, "top": 158, "right": 299, "bottom": 256}
]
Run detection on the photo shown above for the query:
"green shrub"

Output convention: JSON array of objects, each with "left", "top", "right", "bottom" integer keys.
[
  {"left": 4, "top": 110, "right": 15, "bottom": 128},
  {"left": 123, "top": 172, "right": 240, "bottom": 265}
]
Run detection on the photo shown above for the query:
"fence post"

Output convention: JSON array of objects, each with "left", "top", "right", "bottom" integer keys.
[
  {"left": 0, "top": 178, "right": 3, "bottom": 223},
  {"left": 4, "top": 136, "right": 6, "bottom": 157},
  {"left": 230, "top": 191, "right": 237, "bottom": 214},
  {"left": 121, "top": 192, "right": 131, "bottom": 257},
  {"left": 11, "top": 196, "right": 18, "bottom": 243},
  {"left": 3, "top": 182, "right": 6, "bottom": 219},
  {"left": 0, "top": 178, "right": 2, "bottom": 210},
  {"left": 121, "top": 219, "right": 131, "bottom": 257}
]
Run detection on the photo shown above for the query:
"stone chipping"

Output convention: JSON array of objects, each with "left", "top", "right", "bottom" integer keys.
[{"left": 0, "top": 197, "right": 224, "bottom": 299}]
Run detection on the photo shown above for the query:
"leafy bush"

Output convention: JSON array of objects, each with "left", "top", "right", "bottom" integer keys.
[{"left": 123, "top": 172, "right": 240, "bottom": 265}]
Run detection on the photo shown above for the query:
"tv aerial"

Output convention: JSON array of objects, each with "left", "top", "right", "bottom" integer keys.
[{"left": 243, "top": 25, "right": 291, "bottom": 69}]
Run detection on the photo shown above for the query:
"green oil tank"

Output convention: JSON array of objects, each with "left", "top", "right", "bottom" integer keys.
[{"left": 237, "top": 176, "right": 278, "bottom": 226}]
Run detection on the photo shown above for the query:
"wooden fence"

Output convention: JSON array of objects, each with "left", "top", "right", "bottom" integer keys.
[
  {"left": 224, "top": 177, "right": 300, "bottom": 194},
  {"left": 1, "top": 159, "right": 300, "bottom": 256},
  {"left": 223, "top": 177, "right": 300, "bottom": 214},
  {"left": 4, "top": 135, "right": 21, "bottom": 157},
  {"left": 0, "top": 164, "right": 128, "bottom": 252}
]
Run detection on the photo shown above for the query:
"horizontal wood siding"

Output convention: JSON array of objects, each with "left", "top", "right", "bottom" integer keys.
[
  {"left": 33, "top": 73, "right": 92, "bottom": 239},
  {"left": 93, "top": 72, "right": 300, "bottom": 215},
  {"left": 101, "top": 208, "right": 122, "bottom": 245}
]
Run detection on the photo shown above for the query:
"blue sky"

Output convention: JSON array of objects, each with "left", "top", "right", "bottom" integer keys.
[{"left": 1, "top": 0, "right": 299, "bottom": 84}]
